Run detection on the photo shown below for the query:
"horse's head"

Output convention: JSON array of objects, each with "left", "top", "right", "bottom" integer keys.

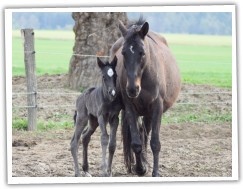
[
  {"left": 97, "top": 56, "right": 118, "bottom": 101},
  {"left": 119, "top": 20, "right": 149, "bottom": 98}
]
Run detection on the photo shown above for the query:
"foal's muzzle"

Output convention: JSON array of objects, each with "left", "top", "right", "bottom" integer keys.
[{"left": 108, "top": 89, "right": 117, "bottom": 101}]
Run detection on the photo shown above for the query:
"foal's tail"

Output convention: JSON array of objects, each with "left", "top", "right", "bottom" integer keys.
[
  {"left": 121, "top": 110, "right": 133, "bottom": 173},
  {"left": 73, "top": 110, "right": 77, "bottom": 126}
]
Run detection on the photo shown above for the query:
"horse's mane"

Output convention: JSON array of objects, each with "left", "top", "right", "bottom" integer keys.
[{"left": 124, "top": 16, "right": 146, "bottom": 43}]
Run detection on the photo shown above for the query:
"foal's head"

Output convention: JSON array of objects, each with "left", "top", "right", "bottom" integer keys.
[
  {"left": 97, "top": 56, "right": 118, "bottom": 101},
  {"left": 119, "top": 19, "right": 149, "bottom": 98}
]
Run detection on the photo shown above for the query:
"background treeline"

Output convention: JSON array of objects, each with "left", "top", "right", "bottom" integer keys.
[
  {"left": 12, "top": 12, "right": 74, "bottom": 30},
  {"left": 12, "top": 12, "right": 232, "bottom": 35}
]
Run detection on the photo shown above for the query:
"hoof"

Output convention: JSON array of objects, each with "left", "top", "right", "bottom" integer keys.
[
  {"left": 79, "top": 171, "right": 92, "bottom": 177},
  {"left": 108, "top": 171, "right": 112, "bottom": 177},
  {"left": 102, "top": 170, "right": 112, "bottom": 177},
  {"left": 102, "top": 172, "right": 112, "bottom": 177},
  {"left": 152, "top": 171, "right": 160, "bottom": 177},
  {"left": 132, "top": 164, "right": 148, "bottom": 176}
]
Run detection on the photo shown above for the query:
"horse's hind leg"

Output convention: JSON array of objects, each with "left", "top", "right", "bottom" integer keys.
[
  {"left": 70, "top": 112, "right": 88, "bottom": 177},
  {"left": 141, "top": 116, "right": 152, "bottom": 160},
  {"left": 107, "top": 115, "right": 119, "bottom": 176},
  {"left": 81, "top": 115, "right": 98, "bottom": 176}
]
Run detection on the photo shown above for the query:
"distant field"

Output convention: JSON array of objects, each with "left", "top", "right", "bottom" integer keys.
[{"left": 12, "top": 30, "right": 232, "bottom": 87}]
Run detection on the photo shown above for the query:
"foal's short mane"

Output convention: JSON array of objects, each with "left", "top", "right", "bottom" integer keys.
[{"left": 86, "top": 87, "right": 95, "bottom": 94}]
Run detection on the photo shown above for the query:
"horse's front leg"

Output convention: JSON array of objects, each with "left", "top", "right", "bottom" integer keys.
[
  {"left": 107, "top": 115, "right": 119, "bottom": 176},
  {"left": 98, "top": 115, "right": 109, "bottom": 176},
  {"left": 150, "top": 98, "right": 163, "bottom": 177}
]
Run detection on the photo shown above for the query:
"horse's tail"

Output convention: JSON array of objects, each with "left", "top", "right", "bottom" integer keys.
[{"left": 121, "top": 110, "right": 133, "bottom": 173}]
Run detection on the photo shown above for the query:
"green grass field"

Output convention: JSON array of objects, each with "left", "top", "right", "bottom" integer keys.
[{"left": 12, "top": 30, "right": 232, "bottom": 88}]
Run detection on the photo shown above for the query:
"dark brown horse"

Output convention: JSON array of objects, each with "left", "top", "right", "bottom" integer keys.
[{"left": 110, "top": 18, "right": 181, "bottom": 177}]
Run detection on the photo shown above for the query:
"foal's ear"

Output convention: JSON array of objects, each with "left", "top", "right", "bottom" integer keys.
[
  {"left": 139, "top": 22, "right": 149, "bottom": 39},
  {"left": 97, "top": 57, "right": 105, "bottom": 69},
  {"left": 110, "top": 56, "right": 117, "bottom": 68},
  {"left": 118, "top": 20, "right": 128, "bottom": 37}
]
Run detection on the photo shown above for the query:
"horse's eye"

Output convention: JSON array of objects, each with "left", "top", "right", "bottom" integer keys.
[{"left": 122, "top": 50, "right": 126, "bottom": 56}]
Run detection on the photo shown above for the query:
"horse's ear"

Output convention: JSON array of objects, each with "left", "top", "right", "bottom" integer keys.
[
  {"left": 139, "top": 22, "right": 149, "bottom": 39},
  {"left": 97, "top": 57, "right": 105, "bottom": 69},
  {"left": 118, "top": 20, "right": 127, "bottom": 37},
  {"left": 110, "top": 56, "right": 117, "bottom": 68}
]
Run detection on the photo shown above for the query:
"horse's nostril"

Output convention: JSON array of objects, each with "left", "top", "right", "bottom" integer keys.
[
  {"left": 127, "top": 87, "right": 139, "bottom": 98},
  {"left": 135, "top": 85, "right": 139, "bottom": 92}
]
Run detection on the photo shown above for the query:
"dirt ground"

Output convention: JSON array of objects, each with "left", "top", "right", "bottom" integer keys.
[{"left": 12, "top": 74, "right": 232, "bottom": 177}]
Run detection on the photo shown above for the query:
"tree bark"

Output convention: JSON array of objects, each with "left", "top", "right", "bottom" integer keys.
[{"left": 68, "top": 12, "right": 127, "bottom": 90}]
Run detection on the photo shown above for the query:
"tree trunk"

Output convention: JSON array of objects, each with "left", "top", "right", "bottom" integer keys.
[{"left": 68, "top": 12, "right": 127, "bottom": 91}]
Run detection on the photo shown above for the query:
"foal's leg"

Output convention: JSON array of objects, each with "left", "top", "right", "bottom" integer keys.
[
  {"left": 81, "top": 115, "right": 98, "bottom": 177},
  {"left": 107, "top": 115, "right": 119, "bottom": 176},
  {"left": 98, "top": 115, "right": 109, "bottom": 176},
  {"left": 70, "top": 111, "right": 88, "bottom": 177}
]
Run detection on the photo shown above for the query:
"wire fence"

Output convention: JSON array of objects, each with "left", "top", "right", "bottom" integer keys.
[
  {"left": 12, "top": 38, "right": 232, "bottom": 127},
  {"left": 12, "top": 90, "right": 232, "bottom": 109},
  {"left": 12, "top": 50, "right": 232, "bottom": 110}
]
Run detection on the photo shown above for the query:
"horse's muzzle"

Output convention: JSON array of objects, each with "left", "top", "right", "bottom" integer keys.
[{"left": 126, "top": 85, "right": 140, "bottom": 98}]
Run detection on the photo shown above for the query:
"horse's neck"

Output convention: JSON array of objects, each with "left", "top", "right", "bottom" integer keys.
[{"left": 144, "top": 37, "right": 162, "bottom": 79}]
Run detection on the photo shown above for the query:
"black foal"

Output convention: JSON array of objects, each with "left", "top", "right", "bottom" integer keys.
[{"left": 70, "top": 56, "right": 122, "bottom": 177}]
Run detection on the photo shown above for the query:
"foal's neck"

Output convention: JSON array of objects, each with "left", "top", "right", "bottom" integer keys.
[{"left": 100, "top": 83, "right": 111, "bottom": 104}]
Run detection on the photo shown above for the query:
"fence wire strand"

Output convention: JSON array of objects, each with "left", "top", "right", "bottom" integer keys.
[
  {"left": 12, "top": 91, "right": 232, "bottom": 96},
  {"left": 12, "top": 100, "right": 232, "bottom": 109},
  {"left": 12, "top": 90, "right": 232, "bottom": 108},
  {"left": 13, "top": 50, "right": 110, "bottom": 58}
]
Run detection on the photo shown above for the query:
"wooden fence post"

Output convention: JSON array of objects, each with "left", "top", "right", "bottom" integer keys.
[{"left": 21, "top": 29, "right": 37, "bottom": 131}]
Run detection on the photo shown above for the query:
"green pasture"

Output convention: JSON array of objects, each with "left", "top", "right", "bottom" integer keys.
[{"left": 12, "top": 30, "right": 232, "bottom": 87}]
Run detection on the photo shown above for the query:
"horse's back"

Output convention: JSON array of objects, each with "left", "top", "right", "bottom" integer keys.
[
  {"left": 147, "top": 32, "right": 181, "bottom": 112},
  {"left": 147, "top": 31, "right": 168, "bottom": 46}
]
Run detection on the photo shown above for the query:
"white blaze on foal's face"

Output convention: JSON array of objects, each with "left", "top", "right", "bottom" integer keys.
[
  {"left": 106, "top": 68, "right": 116, "bottom": 97},
  {"left": 107, "top": 68, "right": 114, "bottom": 77}
]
